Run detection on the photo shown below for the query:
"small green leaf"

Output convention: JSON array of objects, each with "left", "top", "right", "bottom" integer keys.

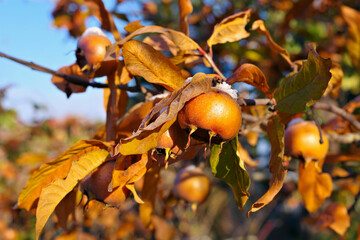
[
  {"left": 210, "top": 136, "right": 250, "bottom": 210},
  {"left": 274, "top": 44, "right": 332, "bottom": 114}
]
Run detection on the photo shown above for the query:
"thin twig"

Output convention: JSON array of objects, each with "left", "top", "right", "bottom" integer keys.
[
  {"left": 238, "top": 98, "right": 275, "bottom": 107},
  {"left": 313, "top": 102, "right": 360, "bottom": 131},
  {"left": 0, "top": 51, "right": 141, "bottom": 92},
  {"left": 198, "top": 48, "right": 226, "bottom": 79}
]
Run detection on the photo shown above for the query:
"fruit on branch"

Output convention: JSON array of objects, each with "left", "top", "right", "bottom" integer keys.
[
  {"left": 80, "top": 160, "right": 129, "bottom": 206},
  {"left": 173, "top": 165, "right": 210, "bottom": 203},
  {"left": 177, "top": 88, "right": 242, "bottom": 143},
  {"left": 76, "top": 27, "right": 117, "bottom": 77},
  {"left": 284, "top": 119, "right": 329, "bottom": 162}
]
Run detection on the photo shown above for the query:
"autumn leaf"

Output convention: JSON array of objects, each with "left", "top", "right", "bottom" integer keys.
[
  {"left": 247, "top": 115, "right": 287, "bottom": 215},
  {"left": 116, "top": 73, "right": 217, "bottom": 156},
  {"left": 178, "top": 0, "right": 193, "bottom": 36},
  {"left": 226, "top": 63, "right": 273, "bottom": 99},
  {"left": 51, "top": 63, "right": 90, "bottom": 97},
  {"left": 54, "top": 190, "right": 78, "bottom": 230},
  {"left": 84, "top": 0, "right": 121, "bottom": 41},
  {"left": 314, "top": 202, "right": 350, "bottom": 235},
  {"left": 323, "top": 63, "right": 343, "bottom": 99},
  {"left": 341, "top": 5, "right": 360, "bottom": 69},
  {"left": 274, "top": 44, "right": 332, "bottom": 114},
  {"left": 35, "top": 149, "right": 110, "bottom": 240},
  {"left": 122, "top": 40, "right": 185, "bottom": 91},
  {"left": 238, "top": 141, "right": 258, "bottom": 167},
  {"left": 207, "top": 10, "right": 251, "bottom": 49},
  {"left": 298, "top": 160, "right": 332, "bottom": 213},
  {"left": 124, "top": 20, "right": 144, "bottom": 33},
  {"left": 143, "top": 35, "right": 179, "bottom": 56},
  {"left": 210, "top": 136, "right": 250, "bottom": 210},
  {"left": 17, "top": 140, "right": 111, "bottom": 211},
  {"left": 251, "top": 20, "right": 292, "bottom": 66}
]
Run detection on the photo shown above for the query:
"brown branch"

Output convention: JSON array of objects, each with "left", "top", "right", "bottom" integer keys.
[
  {"left": 198, "top": 48, "right": 226, "bottom": 80},
  {"left": 0, "top": 51, "right": 141, "bottom": 92},
  {"left": 313, "top": 102, "right": 360, "bottom": 131}
]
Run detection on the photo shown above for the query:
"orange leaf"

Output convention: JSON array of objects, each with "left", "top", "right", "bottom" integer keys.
[
  {"left": 122, "top": 40, "right": 185, "bottom": 91},
  {"left": 54, "top": 190, "right": 78, "bottom": 231},
  {"left": 178, "top": 0, "right": 193, "bottom": 36},
  {"left": 238, "top": 141, "right": 258, "bottom": 167},
  {"left": 207, "top": 10, "right": 251, "bottom": 49},
  {"left": 124, "top": 20, "right": 144, "bottom": 33},
  {"left": 226, "top": 63, "right": 273, "bottom": 99},
  {"left": 247, "top": 115, "right": 287, "bottom": 215},
  {"left": 298, "top": 161, "right": 332, "bottom": 213},
  {"left": 252, "top": 20, "right": 292, "bottom": 66},
  {"left": 17, "top": 140, "right": 111, "bottom": 211},
  {"left": 323, "top": 63, "right": 343, "bottom": 99},
  {"left": 316, "top": 202, "right": 351, "bottom": 235}
]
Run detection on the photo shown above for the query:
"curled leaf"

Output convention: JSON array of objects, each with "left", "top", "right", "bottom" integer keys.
[
  {"left": 252, "top": 20, "right": 292, "bottom": 66},
  {"left": 274, "top": 44, "right": 332, "bottom": 114},
  {"left": 247, "top": 115, "right": 287, "bottom": 215},
  {"left": 178, "top": 0, "right": 193, "bottom": 36},
  {"left": 123, "top": 40, "right": 185, "bottom": 91},
  {"left": 226, "top": 63, "right": 273, "bottom": 99},
  {"left": 323, "top": 63, "right": 343, "bottom": 99},
  {"left": 207, "top": 10, "right": 251, "bottom": 49}
]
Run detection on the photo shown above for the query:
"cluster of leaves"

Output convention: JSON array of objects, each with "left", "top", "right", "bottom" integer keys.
[{"left": 1, "top": 0, "right": 360, "bottom": 239}]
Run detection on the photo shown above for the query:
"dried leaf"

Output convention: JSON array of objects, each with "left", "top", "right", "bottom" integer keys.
[
  {"left": 35, "top": 149, "right": 110, "bottom": 240},
  {"left": 116, "top": 73, "right": 217, "bottom": 155},
  {"left": 316, "top": 202, "right": 350, "bottom": 235},
  {"left": 17, "top": 140, "right": 111, "bottom": 211},
  {"left": 143, "top": 35, "right": 179, "bottom": 56},
  {"left": 247, "top": 115, "right": 287, "bottom": 215},
  {"left": 210, "top": 136, "right": 250, "bottom": 210},
  {"left": 252, "top": 20, "right": 292, "bottom": 66},
  {"left": 178, "top": 0, "right": 193, "bottom": 36},
  {"left": 298, "top": 161, "right": 332, "bottom": 213},
  {"left": 274, "top": 44, "right": 332, "bottom": 114},
  {"left": 207, "top": 10, "right": 251, "bottom": 49},
  {"left": 323, "top": 63, "right": 343, "bottom": 98},
  {"left": 84, "top": 0, "right": 121, "bottom": 41},
  {"left": 238, "top": 142, "right": 258, "bottom": 167},
  {"left": 123, "top": 40, "right": 185, "bottom": 91},
  {"left": 51, "top": 63, "right": 90, "bottom": 96},
  {"left": 54, "top": 190, "right": 77, "bottom": 230},
  {"left": 226, "top": 63, "right": 273, "bottom": 99},
  {"left": 111, "top": 153, "right": 149, "bottom": 189},
  {"left": 341, "top": 5, "right": 360, "bottom": 68}
]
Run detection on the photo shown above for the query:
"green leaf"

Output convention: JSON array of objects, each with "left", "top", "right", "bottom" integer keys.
[
  {"left": 35, "top": 149, "right": 110, "bottom": 240},
  {"left": 274, "top": 44, "right": 332, "bottom": 114},
  {"left": 210, "top": 136, "right": 250, "bottom": 210}
]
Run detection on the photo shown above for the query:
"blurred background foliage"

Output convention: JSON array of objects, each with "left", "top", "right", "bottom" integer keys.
[{"left": 1, "top": 0, "right": 360, "bottom": 239}]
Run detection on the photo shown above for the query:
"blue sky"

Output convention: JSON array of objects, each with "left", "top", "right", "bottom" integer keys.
[{"left": 0, "top": 0, "right": 131, "bottom": 123}]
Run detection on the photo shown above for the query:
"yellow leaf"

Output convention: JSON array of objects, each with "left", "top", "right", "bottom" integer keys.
[
  {"left": 298, "top": 161, "right": 332, "bottom": 213},
  {"left": 124, "top": 19, "right": 144, "bottom": 33},
  {"left": 17, "top": 140, "right": 111, "bottom": 211},
  {"left": 123, "top": 40, "right": 185, "bottom": 91},
  {"left": 323, "top": 63, "right": 343, "bottom": 99},
  {"left": 207, "top": 10, "right": 251, "bottom": 49},
  {"left": 35, "top": 149, "right": 110, "bottom": 240}
]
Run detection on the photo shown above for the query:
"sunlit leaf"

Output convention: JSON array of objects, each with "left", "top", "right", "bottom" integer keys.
[
  {"left": 54, "top": 190, "right": 78, "bottom": 230},
  {"left": 123, "top": 40, "right": 185, "bottom": 91},
  {"left": 315, "top": 202, "right": 350, "bottom": 235},
  {"left": 35, "top": 149, "right": 110, "bottom": 240},
  {"left": 210, "top": 136, "right": 250, "bottom": 210},
  {"left": 323, "top": 63, "right": 343, "bottom": 98},
  {"left": 341, "top": 5, "right": 360, "bottom": 68},
  {"left": 274, "top": 44, "right": 332, "bottom": 114},
  {"left": 252, "top": 20, "right": 292, "bottom": 66},
  {"left": 115, "top": 73, "right": 217, "bottom": 155},
  {"left": 178, "top": 0, "right": 193, "bottom": 36},
  {"left": 207, "top": 10, "right": 251, "bottom": 49},
  {"left": 226, "top": 63, "right": 273, "bottom": 99},
  {"left": 298, "top": 160, "right": 332, "bottom": 213},
  {"left": 17, "top": 140, "right": 111, "bottom": 211},
  {"left": 143, "top": 35, "right": 179, "bottom": 56},
  {"left": 124, "top": 19, "right": 144, "bottom": 33},
  {"left": 247, "top": 115, "right": 287, "bottom": 215}
]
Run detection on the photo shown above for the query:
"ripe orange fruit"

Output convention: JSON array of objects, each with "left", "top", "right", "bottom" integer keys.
[
  {"left": 173, "top": 165, "right": 210, "bottom": 203},
  {"left": 284, "top": 120, "right": 329, "bottom": 161},
  {"left": 76, "top": 29, "right": 117, "bottom": 77},
  {"left": 177, "top": 88, "right": 242, "bottom": 143},
  {"left": 80, "top": 160, "right": 129, "bottom": 206}
]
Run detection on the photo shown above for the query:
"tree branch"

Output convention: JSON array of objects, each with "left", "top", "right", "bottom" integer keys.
[
  {"left": 198, "top": 48, "right": 226, "bottom": 80},
  {"left": 0, "top": 51, "right": 141, "bottom": 92},
  {"left": 237, "top": 98, "right": 275, "bottom": 107},
  {"left": 313, "top": 102, "right": 360, "bottom": 131}
]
